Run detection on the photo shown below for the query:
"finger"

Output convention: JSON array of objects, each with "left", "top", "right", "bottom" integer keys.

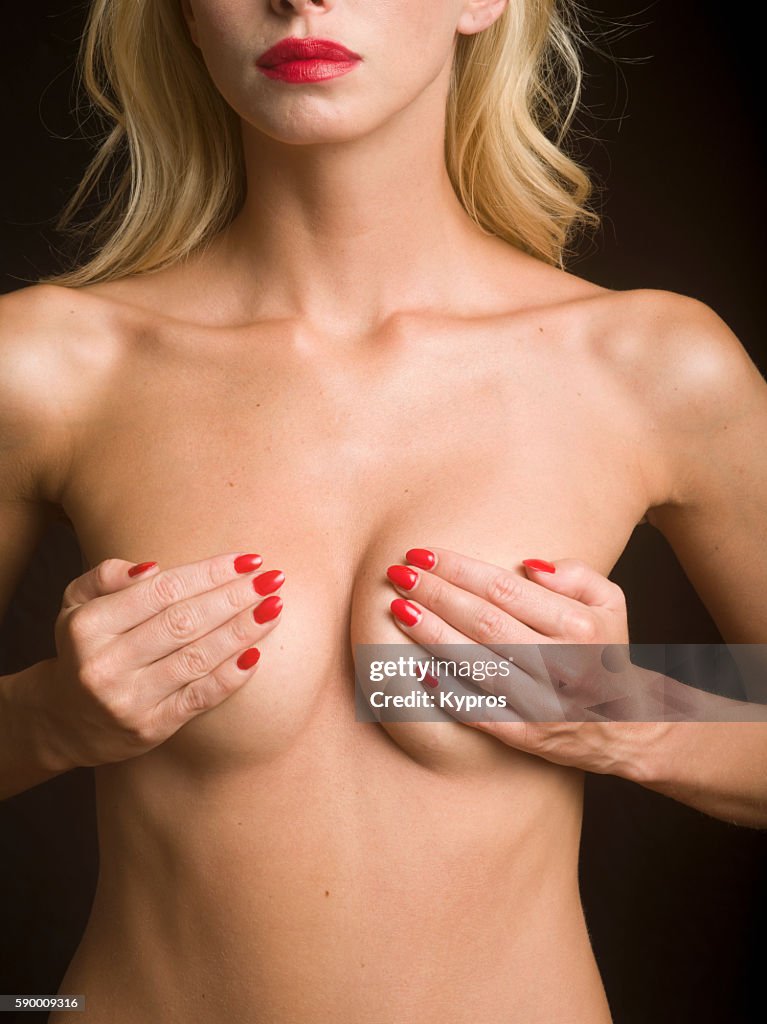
[
  {"left": 387, "top": 562, "right": 545, "bottom": 646},
  {"left": 396, "top": 548, "right": 602, "bottom": 639},
  {"left": 61, "top": 557, "right": 162, "bottom": 610},
  {"left": 388, "top": 597, "right": 561, "bottom": 720},
  {"left": 355, "top": 639, "right": 459, "bottom": 726},
  {"left": 149, "top": 598, "right": 283, "bottom": 718},
  {"left": 389, "top": 595, "right": 498, "bottom": 653},
  {"left": 65, "top": 551, "right": 266, "bottom": 639},
  {"left": 388, "top": 564, "right": 626, "bottom": 714},
  {"left": 114, "top": 568, "right": 284, "bottom": 671},
  {"left": 522, "top": 557, "right": 626, "bottom": 612},
  {"left": 418, "top": 663, "right": 527, "bottom": 725},
  {"left": 158, "top": 649, "right": 266, "bottom": 731}
]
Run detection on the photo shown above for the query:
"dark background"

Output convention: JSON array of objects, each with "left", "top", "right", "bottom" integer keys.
[{"left": 1, "top": 2, "right": 765, "bottom": 1022}]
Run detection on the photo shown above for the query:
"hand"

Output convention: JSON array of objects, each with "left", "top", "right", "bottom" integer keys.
[
  {"left": 43, "top": 552, "right": 284, "bottom": 769},
  {"left": 384, "top": 547, "right": 654, "bottom": 776}
]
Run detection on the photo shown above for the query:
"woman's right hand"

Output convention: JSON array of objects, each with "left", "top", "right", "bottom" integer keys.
[{"left": 43, "top": 551, "right": 284, "bottom": 769}]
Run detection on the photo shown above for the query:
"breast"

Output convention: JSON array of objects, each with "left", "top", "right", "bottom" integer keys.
[
  {"left": 71, "top": 449, "right": 639, "bottom": 781},
  {"left": 62, "top": 309, "right": 645, "bottom": 780},
  {"left": 347, "top": 533, "right": 534, "bottom": 775},
  {"left": 118, "top": 538, "right": 531, "bottom": 778}
]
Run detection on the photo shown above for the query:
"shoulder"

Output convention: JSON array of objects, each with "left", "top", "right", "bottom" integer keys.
[
  {"left": 537, "top": 282, "right": 766, "bottom": 515},
  {"left": 518, "top": 271, "right": 761, "bottom": 403},
  {"left": 0, "top": 283, "right": 118, "bottom": 417},
  {"left": 497, "top": 259, "right": 762, "bottom": 417},
  {"left": 587, "top": 286, "right": 763, "bottom": 403},
  {"left": 0, "top": 285, "right": 78, "bottom": 424},
  {"left": 589, "top": 287, "right": 767, "bottom": 506},
  {"left": 0, "top": 283, "right": 126, "bottom": 503}
]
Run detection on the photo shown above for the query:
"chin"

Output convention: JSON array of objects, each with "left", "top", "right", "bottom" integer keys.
[{"left": 247, "top": 112, "right": 379, "bottom": 148}]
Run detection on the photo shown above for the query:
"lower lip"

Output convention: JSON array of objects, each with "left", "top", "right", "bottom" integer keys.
[{"left": 257, "top": 58, "right": 360, "bottom": 83}]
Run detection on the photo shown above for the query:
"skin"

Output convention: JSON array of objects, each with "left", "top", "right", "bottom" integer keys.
[{"left": 0, "top": 0, "right": 765, "bottom": 1020}]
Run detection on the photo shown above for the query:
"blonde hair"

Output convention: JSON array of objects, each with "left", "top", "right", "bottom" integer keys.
[{"left": 40, "top": 0, "right": 600, "bottom": 287}]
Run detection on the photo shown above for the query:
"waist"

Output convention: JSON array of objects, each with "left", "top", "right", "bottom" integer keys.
[
  {"left": 65, "top": 883, "right": 610, "bottom": 1024},
  {"left": 65, "top": 728, "right": 596, "bottom": 1022}
]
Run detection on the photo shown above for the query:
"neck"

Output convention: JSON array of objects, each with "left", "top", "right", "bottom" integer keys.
[{"left": 214, "top": 76, "right": 497, "bottom": 336}]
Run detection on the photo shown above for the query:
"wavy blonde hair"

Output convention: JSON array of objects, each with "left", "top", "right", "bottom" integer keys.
[{"left": 40, "top": 0, "right": 600, "bottom": 287}]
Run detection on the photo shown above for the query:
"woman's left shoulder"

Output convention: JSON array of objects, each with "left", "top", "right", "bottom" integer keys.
[
  {"left": 584, "top": 286, "right": 764, "bottom": 413},
  {"left": 595, "top": 285, "right": 730, "bottom": 338}
]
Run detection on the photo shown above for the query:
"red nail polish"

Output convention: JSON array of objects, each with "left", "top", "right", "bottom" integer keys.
[
  {"left": 405, "top": 548, "right": 436, "bottom": 571},
  {"left": 422, "top": 671, "right": 439, "bottom": 688},
  {"left": 235, "top": 553, "right": 264, "bottom": 573},
  {"left": 390, "top": 598, "right": 421, "bottom": 626},
  {"left": 128, "top": 561, "right": 158, "bottom": 577},
  {"left": 237, "top": 647, "right": 261, "bottom": 670},
  {"left": 253, "top": 570, "right": 285, "bottom": 596},
  {"left": 522, "top": 558, "right": 556, "bottom": 574},
  {"left": 386, "top": 565, "right": 418, "bottom": 590},
  {"left": 253, "top": 594, "right": 282, "bottom": 623}
]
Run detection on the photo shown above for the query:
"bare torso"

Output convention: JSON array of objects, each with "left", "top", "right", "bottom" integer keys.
[{"left": 44, "top": 243, "right": 663, "bottom": 1023}]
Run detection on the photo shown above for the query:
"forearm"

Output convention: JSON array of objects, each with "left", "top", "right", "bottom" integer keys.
[
  {"left": 623, "top": 665, "right": 767, "bottom": 829},
  {"left": 0, "top": 658, "right": 74, "bottom": 800}
]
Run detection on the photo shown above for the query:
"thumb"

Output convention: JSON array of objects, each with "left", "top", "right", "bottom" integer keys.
[
  {"left": 521, "top": 557, "right": 622, "bottom": 610},
  {"left": 61, "top": 557, "right": 160, "bottom": 611}
]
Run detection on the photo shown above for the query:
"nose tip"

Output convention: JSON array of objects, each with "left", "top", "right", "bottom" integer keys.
[{"left": 271, "top": 0, "right": 333, "bottom": 14}]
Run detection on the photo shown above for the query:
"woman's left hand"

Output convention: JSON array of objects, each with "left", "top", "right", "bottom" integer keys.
[{"left": 385, "top": 546, "right": 655, "bottom": 776}]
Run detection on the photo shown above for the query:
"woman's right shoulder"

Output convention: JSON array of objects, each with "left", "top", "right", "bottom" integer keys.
[
  {"left": 0, "top": 282, "right": 133, "bottom": 506},
  {"left": 0, "top": 282, "right": 127, "bottom": 408},
  {"left": 0, "top": 281, "right": 119, "bottom": 341}
]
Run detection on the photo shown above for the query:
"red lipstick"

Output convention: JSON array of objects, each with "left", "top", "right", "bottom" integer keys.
[{"left": 256, "top": 36, "right": 362, "bottom": 83}]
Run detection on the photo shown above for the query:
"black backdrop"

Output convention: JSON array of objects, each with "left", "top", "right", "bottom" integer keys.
[{"left": 1, "top": 2, "right": 765, "bottom": 1022}]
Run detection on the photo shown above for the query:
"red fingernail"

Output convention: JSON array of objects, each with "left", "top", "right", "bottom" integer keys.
[
  {"left": 386, "top": 565, "right": 418, "bottom": 590},
  {"left": 390, "top": 598, "right": 421, "bottom": 626},
  {"left": 237, "top": 647, "right": 261, "bottom": 670},
  {"left": 522, "top": 558, "right": 556, "bottom": 574},
  {"left": 405, "top": 548, "right": 436, "bottom": 571},
  {"left": 235, "top": 553, "right": 264, "bottom": 573},
  {"left": 422, "top": 671, "right": 439, "bottom": 688},
  {"left": 253, "top": 570, "right": 285, "bottom": 596},
  {"left": 253, "top": 595, "right": 283, "bottom": 623},
  {"left": 128, "top": 561, "right": 158, "bottom": 577}
]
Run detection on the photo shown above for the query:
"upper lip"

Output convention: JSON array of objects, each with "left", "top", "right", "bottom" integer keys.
[{"left": 256, "top": 36, "right": 361, "bottom": 68}]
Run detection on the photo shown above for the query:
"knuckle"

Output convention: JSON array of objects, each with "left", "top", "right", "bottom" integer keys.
[
  {"left": 222, "top": 582, "right": 245, "bottom": 612},
  {"left": 203, "top": 557, "right": 231, "bottom": 590},
  {"left": 422, "top": 617, "right": 449, "bottom": 646},
  {"left": 120, "top": 715, "right": 155, "bottom": 749},
  {"left": 560, "top": 609, "right": 598, "bottom": 643},
  {"left": 99, "top": 688, "right": 155, "bottom": 746},
  {"left": 93, "top": 558, "right": 120, "bottom": 589},
  {"left": 178, "top": 681, "right": 212, "bottom": 716},
  {"left": 449, "top": 558, "right": 470, "bottom": 588},
  {"left": 551, "top": 654, "right": 583, "bottom": 688},
  {"left": 609, "top": 580, "right": 627, "bottom": 607},
  {"left": 425, "top": 578, "right": 449, "bottom": 608},
  {"left": 146, "top": 571, "right": 185, "bottom": 607},
  {"left": 66, "top": 606, "right": 95, "bottom": 643},
  {"left": 487, "top": 572, "right": 523, "bottom": 606},
  {"left": 208, "top": 666, "right": 239, "bottom": 699},
  {"left": 229, "top": 615, "right": 255, "bottom": 648},
  {"left": 162, "top": 601, "right": 200, "bottom": 641},
  {"left": 472, "top": 605, "right": 508, "bottom": 644},
  {"left": 175, "top": 644, "right": 211, "bottom": 679},
  {"left": 77, "top": 653, "right": 112, "bottom": 693}
]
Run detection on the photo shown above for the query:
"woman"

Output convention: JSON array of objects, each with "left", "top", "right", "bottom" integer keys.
[{"left": 0, "top": 0, "right": 765, "bottom": 1021}]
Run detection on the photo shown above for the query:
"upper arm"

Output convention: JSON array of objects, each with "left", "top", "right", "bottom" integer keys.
[
  {"left": 632, "top": 290, "right": 767, "bottom": 650},
  {"left": 0, "top": 286, "right": 76, "bottom": 623}
]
